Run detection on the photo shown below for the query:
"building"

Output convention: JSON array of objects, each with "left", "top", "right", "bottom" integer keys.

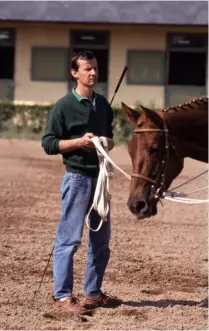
[{"left": 0, "top": 1, "right": 208, "bottom": 108}]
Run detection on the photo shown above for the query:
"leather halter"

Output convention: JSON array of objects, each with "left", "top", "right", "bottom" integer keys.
[{"left": 131, "top": 121, "right": 170, "bottom": 196}]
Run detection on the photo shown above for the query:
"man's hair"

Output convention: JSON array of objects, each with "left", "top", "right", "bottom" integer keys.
[{"left": 71, "top": 50, "right": 96, "bottom": 72}]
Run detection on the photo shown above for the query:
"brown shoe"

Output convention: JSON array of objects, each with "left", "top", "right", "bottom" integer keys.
[
  {"left": 83, "top": 292, "right": 122, "bottom": 309},
  {"left": 54, "top": 296, "right": 92, "bottom": 315}
]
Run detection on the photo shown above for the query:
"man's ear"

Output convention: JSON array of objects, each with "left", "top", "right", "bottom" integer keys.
[
  {"left": 71, "top": 69, "right": 78, "bottom": 81},
  {"left": 121, "top": 102, "right": 141, "bottom": 123},
  {"left": 140, "top": 105, "right": 163, "bottom": 128}
]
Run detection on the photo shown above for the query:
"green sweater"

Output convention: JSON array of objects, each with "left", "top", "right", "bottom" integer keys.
[{"left": 41, "top": 90, "right": 114, "bottom": 177}]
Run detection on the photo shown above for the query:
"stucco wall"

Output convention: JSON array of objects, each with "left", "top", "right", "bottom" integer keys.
[
  {"left": 0, "top": 22, "right": 207, "bottom": 107},
  {"left": 15, "top": 24, "right": 69, "bottom": 104}
]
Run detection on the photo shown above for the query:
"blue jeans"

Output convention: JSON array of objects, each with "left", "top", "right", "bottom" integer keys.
[{"left": 53, "top": 172, "right": 111, "bottom": 299}]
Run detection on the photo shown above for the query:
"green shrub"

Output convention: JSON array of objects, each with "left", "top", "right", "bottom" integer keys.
[
  {"left": 0, "top": 102, "right": 149, "bottom": 144},
  {"left": 112, "top": 107, "right": 135, "bottom": 144},
  {"left": 0, "top": 102, "right": 15, "bottom": 130}
]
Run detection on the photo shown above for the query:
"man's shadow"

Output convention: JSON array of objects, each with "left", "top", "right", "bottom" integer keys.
[{"left": 122, "top": 298, "right": 208, "bottom": 308}]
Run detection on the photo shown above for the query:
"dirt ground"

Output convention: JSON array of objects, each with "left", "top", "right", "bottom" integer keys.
[{"left": 0, "top": 138, "right": 208, "bottom": 330}]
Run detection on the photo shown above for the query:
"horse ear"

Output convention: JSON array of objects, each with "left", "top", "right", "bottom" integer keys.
[
  {"left": 140, "top": 105, "right": 163, "bottom": 128},
  {"left": 121, "top": 102, "right": 141, "bottom": 123}
]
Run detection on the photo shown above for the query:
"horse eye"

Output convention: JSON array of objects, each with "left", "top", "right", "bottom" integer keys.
[{"left": 148, "top": 145, "right": 158, "bottom": 154}]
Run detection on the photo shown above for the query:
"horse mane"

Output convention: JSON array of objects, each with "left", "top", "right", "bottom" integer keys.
[{"left": 162, "top": 96, "right": 208, "bottom": 113}]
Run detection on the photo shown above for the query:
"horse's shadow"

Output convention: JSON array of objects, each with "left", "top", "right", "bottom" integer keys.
[{"left": 122, "top": 298, "right": 208, "bottom": 308}]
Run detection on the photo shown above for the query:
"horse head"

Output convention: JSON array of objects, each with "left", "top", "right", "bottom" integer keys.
[{"left": 121, "top": 102, "right": 184, "bottom": 220}]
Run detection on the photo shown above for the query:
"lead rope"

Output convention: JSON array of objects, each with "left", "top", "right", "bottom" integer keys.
[
  {"left": 85, "top": 137, "right": 114, "bottom": 232},
  {"left": 85, "top": 136, "right": 131, "bottom": 232}
]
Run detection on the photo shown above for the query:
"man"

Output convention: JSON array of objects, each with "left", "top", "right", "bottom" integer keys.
[{"left": 42, "top": 50, "right": 121, "bottom": 315}]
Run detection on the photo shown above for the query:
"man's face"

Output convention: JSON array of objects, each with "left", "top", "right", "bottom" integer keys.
[{"left": 72, "top": 58, "right": 98, "bottom": 87}]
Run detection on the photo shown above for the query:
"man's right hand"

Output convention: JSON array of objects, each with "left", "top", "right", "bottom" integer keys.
[
  {"left": 79, "top": 133, "right": 95, "bottom": 148},
  {"left": 58, "top": 132, "right": 95, "bottom": 153}
]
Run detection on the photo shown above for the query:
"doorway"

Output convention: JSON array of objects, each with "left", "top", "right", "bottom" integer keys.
[
  {"left": 165, "top": 33, "right": 207, "bottom": 107},
  {"left": 0, "top": 29, "right": 15, "bottom": 101},
  {"left": 168, "top": 51, "right": 206, "bottom": 86},
  {"left": 0, "top": 46, "right": 15, "bottom": 79}
]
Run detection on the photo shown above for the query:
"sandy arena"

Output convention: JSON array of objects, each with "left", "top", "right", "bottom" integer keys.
[{"left": 0, "top": 138, "right": 208, "bottom": 330}]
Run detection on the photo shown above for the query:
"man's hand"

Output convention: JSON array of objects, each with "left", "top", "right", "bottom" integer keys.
[
  {"left": 79, "top": 133, "right": 95, "bottom": 149},
  {"left": 58, "top": 133, "right": 95, "bottom": 153}
]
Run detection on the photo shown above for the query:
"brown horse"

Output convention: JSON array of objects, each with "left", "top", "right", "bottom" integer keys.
[{"left": 121, "top": 96, "right": 208, "bottom": 220}]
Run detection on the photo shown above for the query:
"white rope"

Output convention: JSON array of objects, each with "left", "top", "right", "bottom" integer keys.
[
  {"left": 85, "top": 137, "right": 209, "bottom": 232},
  {"left": 164, "top": 197, "right": 209, "bottom": 204},
  {"left": 163, "top": 183, "right": 209, "bottom": 203},
  {"left": 85, "top": 137, "right": 114, "bottom": 232},
  {"left": 184, "top": 186, "right": 208, "bottom": 195},
  {"left": 91, "top": 137, "right": 131, "bottom": 180}
]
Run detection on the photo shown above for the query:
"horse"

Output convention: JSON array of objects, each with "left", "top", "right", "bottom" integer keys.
[{"left": 121, "top": 96, "right": 208, "bottom": 220}]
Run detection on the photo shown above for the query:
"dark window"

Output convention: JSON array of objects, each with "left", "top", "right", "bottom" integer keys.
[
  {"left": 0, "top": 29, "right": 15, "bottom": 46},
  {"left": 127, "top": 51, "right": 165, "bottom": 85},
  {"left": 32, "top": 48, "right": 68, "bottom": 81},
  {"left": 72, "top": 31, "right": 108, "bottom": 46},
  {"left": 168, "top": 33, "right": 207, "bottom": 50}
]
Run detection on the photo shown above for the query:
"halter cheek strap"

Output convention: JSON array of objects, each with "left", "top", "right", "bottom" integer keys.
[{"left": 131, "top": 123, "right": 170, "bottom": 195}]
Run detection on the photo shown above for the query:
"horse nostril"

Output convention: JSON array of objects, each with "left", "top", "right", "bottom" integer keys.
[
  {"left": 129, "top": 198, "right": 148, "bottom": 214},
  {"left": 136, "top": 200, "right": 148, "bottom": 213}
]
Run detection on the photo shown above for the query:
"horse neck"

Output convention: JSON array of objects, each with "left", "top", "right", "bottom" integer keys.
[{"left": 163, "top": 110, "right": 208, "bottom": 163}]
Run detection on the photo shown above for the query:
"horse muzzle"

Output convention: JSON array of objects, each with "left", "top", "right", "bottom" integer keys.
[{"left": 127, "top": 195, "right": 158, "bottom": 220}]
